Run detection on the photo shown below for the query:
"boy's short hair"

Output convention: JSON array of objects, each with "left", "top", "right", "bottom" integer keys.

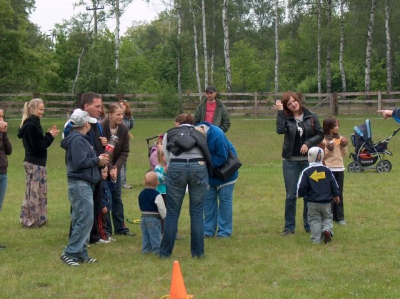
[{"left": 144, "top": 172, "right": 158, "bottom": 188}]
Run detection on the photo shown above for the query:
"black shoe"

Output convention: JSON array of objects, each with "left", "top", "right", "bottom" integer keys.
[
  {"left": 117, "top": 231, "right": 135, "bottom": 236},
  {"left": 0, "top": 245, "right": 5, "bottom": 250},
  {"left": 323, "top": 230, "right": 332, "bottom": 244},
  {"left": 280, "top": 230, "right": 294, "bottom": 237}
]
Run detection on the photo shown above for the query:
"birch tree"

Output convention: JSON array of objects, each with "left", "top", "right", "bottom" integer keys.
[
  {"left": 222, "top": 0, "right": 232, "bottom": 92},
  {"left": 188, "top": 0, "right": 202, "bottom": 94},
  {"left": 274, "top": 0, "right": 279, "bottom": 92},
  {"left": 364, "top": 0, "right": 377, "bottom": 95},
  {"left": 385, "top": 0, "right": 393, "bottom": 93},
  {"left": 201, "top": 0, "right": 209, "bottom": 88},
  {"left": 339, "top": 0, "right": 347, "bottom": 95},
  {"left": 325, "top": 0, "right": 332, "bottom": 93},
  {"left": 317, "top": 0, "right": 321, "bottom": 94},
  {"left": 176, "top": 0, "right": 183, "bottom": 110}
]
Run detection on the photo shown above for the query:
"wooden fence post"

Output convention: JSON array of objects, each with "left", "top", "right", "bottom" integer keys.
[
  {"left": 254, "top": 92, "right": 258, "bottom": 118},
  {"left": 378, "top": 90, "right": 382, "bottom": 110},
  {"left": 331, "top": 92, "right": 338, "bottom": 116}
]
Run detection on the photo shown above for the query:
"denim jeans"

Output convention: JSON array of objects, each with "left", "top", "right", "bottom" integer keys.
[
  {"left": 63, "top": 179, "right": 94, "bottom": 262},
  {"left": 106, "top": 171, "right": 129, "bottom": 234},
  {"left": 204, "top": 183, "right": 235, "bottom": 237},
  {"left": 141, "top": 217, "right": 162, "bottom": 254},
  {"left": 160, "top": 160, "right": 208, "bottom": 258},
  {"left": 0, "top": 173, "right": 7, "bottom": 211},
  {"left": 308, "top": 202, "right": 333, "bottom": 243},
  {"left": 282, "top": 159, "right": 310, "bottom": 232}
]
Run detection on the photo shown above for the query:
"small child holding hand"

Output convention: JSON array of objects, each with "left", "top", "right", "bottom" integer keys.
[{"left": 138, "top": 172, "right": 166, "bottom": 254}]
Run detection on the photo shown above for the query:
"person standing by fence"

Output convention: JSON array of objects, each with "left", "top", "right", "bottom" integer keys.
[
  {"left": 194, "top": 86, "right": 231, "bottom": 133},
  {"left": 275, "top": 92, "right": 324, "bottom": 237},
  {"left": 18, "top": 98, "right": 60, "bottom": 228},
  {"left": 0, "top": 109, "right": 12, "bottom": 249}
]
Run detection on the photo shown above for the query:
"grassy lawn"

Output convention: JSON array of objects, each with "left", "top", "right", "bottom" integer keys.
[{"left": 2, "top": 115, "right": 400, "bottom": 298}]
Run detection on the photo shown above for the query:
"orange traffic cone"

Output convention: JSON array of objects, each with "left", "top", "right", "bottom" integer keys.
[{"left": 162, "top": 261, "right": 193, "bottom": 299}]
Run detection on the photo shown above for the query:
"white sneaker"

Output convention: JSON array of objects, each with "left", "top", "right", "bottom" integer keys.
[
  {"left": 96, "top": 239, "right": 110, "bottom": 244},
  {"left": 337, "top": 220, "right": 347, "bottom": 225},
  {"left": 107, "top": 237, "right": 117, "bottom": 242}
]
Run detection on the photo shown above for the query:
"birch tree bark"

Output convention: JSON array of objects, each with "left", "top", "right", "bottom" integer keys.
[
  {"left": 222, "top": 0, "right": 232, "bottom": 92},
  {"left": 115, "top": 0, "right": 120, "bottom": 84},
  {"left": 201, "top": 0, "right": 209, "bottom": 88},
  {"left": 325, "top": 0, "right": 332, "bottom": 93},
  {"left": 385, "top": 0, "right": 393, "bottom": 93},
  {"left": 274, "top": 0, "right": 279, "bottom": 93},
  {"left": 176, "top": 0, "right": 183, "bottom": 111},
  {"left": 188, "top": 0, "right": 202, "bottom": 95},
  {"left": 317, "top": 0, "right": 321, "bottom": 95},
  {"left": 339, "top": 0, "right": 347, "bottom": 96},
  {"left": 365, "top": 0, "right": 377, "bottom": 95}
]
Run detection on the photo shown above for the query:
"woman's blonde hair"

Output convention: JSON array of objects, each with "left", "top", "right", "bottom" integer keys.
[{"left": 20, "top": 98, "right": 43, "bottom": 128}]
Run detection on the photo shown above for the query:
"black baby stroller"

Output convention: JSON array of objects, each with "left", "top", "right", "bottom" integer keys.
[{"left": 348, "top": 119, "right": 400, "bottom": 173}]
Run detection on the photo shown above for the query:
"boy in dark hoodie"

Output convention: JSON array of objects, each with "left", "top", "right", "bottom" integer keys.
[
  {"left": 297, "top": 147, "right": 340, "bottom": 245},
  {"left": 60, "top": 109, "right": 109, "bottom": 266}
]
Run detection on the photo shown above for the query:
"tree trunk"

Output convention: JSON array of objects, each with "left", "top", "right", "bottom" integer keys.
[
  {"left": 201, "top": 0, "right": 209, "bottom": 88},
  {"left": 339, "top": 0, "right": 347, "bottom": 97},
  {"left": 210, "top": 0, "right": 216, "bottom": 85},
  {"left": 274, "top": 0, "right": 279, "bottom": 93},
  {"left": 115, "top": 0, "right": 120, "bottom": 85},
  {"left": 222, "top": 0, "right": 232, "bottom": 92},
  {"left": 317, "top": 0, "right": 321, "bottom": 95},
  {"left": 385, "top": 0, "right": 393, "bottom": 93},
  {"left": 177, "top": 0, "right": 183, "bottom": 112},
  {"left": 326, "top": 0, "right": 332, "bottom": 93},
  {"left": 188, "top": 0, "right": 202, "bottom": 96},
  {"left": 365, "top": 0, "right": 377, "bottom": 96}
]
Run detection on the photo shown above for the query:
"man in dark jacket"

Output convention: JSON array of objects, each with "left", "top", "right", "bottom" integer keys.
[{"left": 194, "top": 86, "right": 231, "bottom": 132}]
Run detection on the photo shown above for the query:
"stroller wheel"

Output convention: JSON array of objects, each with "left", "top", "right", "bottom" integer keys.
[
  {"left": 348, "top": 161, "right": 362, "bottom": 173},
  {"left": 376, "top": 160, "right": 392, "bottom": 173}
]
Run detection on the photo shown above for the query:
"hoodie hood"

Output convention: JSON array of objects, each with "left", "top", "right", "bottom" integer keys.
[
  {"left": 61, "top": 130, "right": 90, "bottom": 151},
  {"left": 17, "top": 116, "right": 40, "bottom": 139}
]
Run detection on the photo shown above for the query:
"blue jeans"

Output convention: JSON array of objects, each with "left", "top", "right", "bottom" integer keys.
[
  {"left": 63, "top": 180, "right": 94, "bottom": 262},
  {"left": 204, "top": 183, "right": 235, "bottom": 237},
  {"left": 141, "top": 217, "right": 162, "bottom": 254},
  {"left": 106, "top": 171, "right": 129, "bottom": 234},
  {"left": 282, "top": 159, "right": 310, "bottom": 232},
  {"left": 0, "top": 173, "right": 7, "bottom": 211},
  {"left": 160, "top": 160, "right": 208, "bottom": 258}
]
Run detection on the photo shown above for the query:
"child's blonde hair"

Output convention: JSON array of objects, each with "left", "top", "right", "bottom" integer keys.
[
  {"left": 20, "top": 98, "right": 43, "bottom": 128},
  {"left": 144, "top": 171, "right": 158, "bottom": 188},
  {"left": 157, "top": 147, "right": 165, "bottom": 165}
]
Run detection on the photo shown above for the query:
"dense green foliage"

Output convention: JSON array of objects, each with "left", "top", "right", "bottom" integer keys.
[{"left": 2, "top": 0, "right": 400, "bottom": 95}]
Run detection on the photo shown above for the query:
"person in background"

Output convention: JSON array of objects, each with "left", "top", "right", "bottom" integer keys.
[
  {"left": 138, "top": 171, "right": 166, "bottom": 255},
  {"left": 160, "top": 113, "right": 212, "bottom": 258},
  {"left": 275, "top": 92, "right": 324, "bottom": 237},
  {"left": 101, "top": 103, "right": 133, "bottom": 236},
  {"left": 17, "top": 98, "right": 60, "bottom": 228},
  {"left": 196, "top": 122, "right": 238, "bottom": 238},
  {"left": 119, "top": 100, "right": 134, "bottom": 189},
  {"left": 297, "top": 147, "right": 340, "bottom": 244},
  {"left": 322, "top": 116, "right": 348, "bottom": 225},
  {"left": 0, "top": 109, "right": 12, "bottom": 249},
  {"left": 60, "top": 109, "right": 108, "bottom": 266},
  {"left": 194, "top": 86, "right": 231, "bottom": 133},
  {"left": 149, "top": 135, "right": 163, "bottom": 171}
]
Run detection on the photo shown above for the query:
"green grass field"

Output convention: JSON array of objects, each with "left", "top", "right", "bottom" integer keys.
[{"left": 2, "top": 115, "right": 400, "bottom": 298}]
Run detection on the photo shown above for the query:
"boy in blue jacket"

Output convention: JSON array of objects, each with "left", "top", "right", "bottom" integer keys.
[{"left": 297, "top": 147, "right": 340, "bottom": 244}]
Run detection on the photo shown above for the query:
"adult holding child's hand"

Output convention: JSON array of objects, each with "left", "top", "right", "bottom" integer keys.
[{"left": 275, "top": 92, "right": 324, "bottom": 237}]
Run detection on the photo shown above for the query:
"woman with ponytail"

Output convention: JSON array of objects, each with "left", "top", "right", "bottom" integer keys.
[{"left": 17, "top": 99, "right": 60, "bottom": 227}]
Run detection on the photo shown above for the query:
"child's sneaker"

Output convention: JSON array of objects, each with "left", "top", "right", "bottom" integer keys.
[
  {"left": 96, "top": 238, "right": 110, "bottom": 244},
  {"left": 107, "top": 237, "right": 117, "bottom": 242},
  {"left": 60, "top": 254, "right": 80, "bottom": 266}
]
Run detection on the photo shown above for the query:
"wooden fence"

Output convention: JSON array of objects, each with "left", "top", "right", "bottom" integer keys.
[{"left": 1, "top": 91, "right": 400, "bottom": 118}]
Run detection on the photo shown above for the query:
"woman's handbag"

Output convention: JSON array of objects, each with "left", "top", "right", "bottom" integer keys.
[{"left": 212, "top": 150, "right": 242, "bottom": 180}]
